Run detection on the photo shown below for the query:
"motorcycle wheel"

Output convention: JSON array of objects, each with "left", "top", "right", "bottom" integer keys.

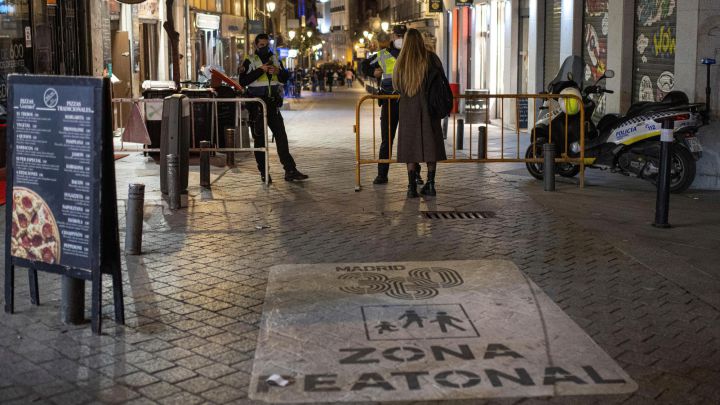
[
  {"left": 525, "top": 143, "right": 544, "bottom": 180},
  {"left": 558, "top": 163, "right": 580, "bottom": 178},
  {"left": 668, "top": 146, "right": 696, "bottom": 193}
]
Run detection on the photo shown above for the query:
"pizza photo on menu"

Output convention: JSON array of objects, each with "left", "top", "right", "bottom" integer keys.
[{"left": 10, "top": 187, "right": 61, "bottom": 264}]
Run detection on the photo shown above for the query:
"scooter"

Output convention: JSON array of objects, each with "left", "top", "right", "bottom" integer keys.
[{"left": 526, "top": 56, "right": 705, "bottom": 193}]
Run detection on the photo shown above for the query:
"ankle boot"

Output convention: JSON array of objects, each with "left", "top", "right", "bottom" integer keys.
[
  {"left": 415, "top": 166, "right": 424, "bottom": 185},
  {"left": 407, "top": 171, "right": 419, "bottom": 198},
  {"left": 420, "top": 171, "right": 436, "bottom": 196}
]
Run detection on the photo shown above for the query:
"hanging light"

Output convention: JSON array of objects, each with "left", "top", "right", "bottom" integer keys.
[
  {"left": 381, "top": 21, "right": 389, "bottom": 32},
  {"left": 288, "top": 30, "right": 296, "bottom": 40},
  {"left": 266, "top": 1, "right": 276, "bottom": 12},
  {"left": 307, "top": 30, "right": 313, "bottom": 38},
  {"left": 363, "top": 31, "right": 369, "bottom": 38}
]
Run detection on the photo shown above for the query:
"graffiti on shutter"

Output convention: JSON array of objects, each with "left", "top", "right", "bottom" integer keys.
[{"left": 632, "top": 0, "right": 677, "bottom": 103}]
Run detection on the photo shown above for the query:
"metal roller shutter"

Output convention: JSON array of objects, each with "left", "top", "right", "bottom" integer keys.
[
  {"left": 543, "top": 0, "right": 561, "bottom": 88},
  {"left": 632, "top": 1, "right": 677, "bottom": 102}
]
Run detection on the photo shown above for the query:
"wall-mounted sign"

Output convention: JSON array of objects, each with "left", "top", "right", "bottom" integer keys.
[
  {"left": 196, "top": 13, "right": 221, "bottom": 30},
  {"left": 455, "top": 0, "right": 473, "bottom": 6},
  {"left": 221, "top": 14, "right": 246, "bottom": 37},
  {"left": 429, "top": 0, "right": 443, "bottom": 13},
  {"left": 248, "top": 19, "right": 264, "bottom": 35},
  {"left": 137, "top": 0, "right": 158, "bottom": 19}
]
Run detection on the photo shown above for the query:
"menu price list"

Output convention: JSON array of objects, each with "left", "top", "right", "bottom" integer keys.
[{"left": 12, "top": 84, "right": 96, "bottom": 270}]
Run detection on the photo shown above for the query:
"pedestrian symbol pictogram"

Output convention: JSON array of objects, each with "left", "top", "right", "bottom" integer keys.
[{"left": 362, "top": 304, "right": 480, "bottom": 340}]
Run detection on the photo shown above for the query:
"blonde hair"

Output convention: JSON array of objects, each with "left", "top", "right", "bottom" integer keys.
[{"left": 393, "top": 29, "right": 428, "bottom": 97}]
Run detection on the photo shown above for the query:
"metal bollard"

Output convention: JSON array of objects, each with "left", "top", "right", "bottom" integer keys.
[
  {"left": 543, "top": 143, "right": 556, "bottom": 191},
  {"left": 653, "top": 118, "right": 674, "bottom": 228},
  {"left": 200, "top": 140, "right": 211, "bottom": 188},
  {"left": 225, "top": 129, "right": 236, "bottom": 167},
  {"left": 61, "top": 276, "right": 84, "bottom": 324},
  {"left": 442, "top": 117, "right": 448, "bottom": 140},
  {"left": 125, "top": 183, "right": 145, "bottom": 255},
  {"left": 456, "top": 118, "right": 464, "bottom": 150},
  {"left": 167, "top": 154, "right": 181, "bottom": 210},
  {"left": 477, "top": 126, "right": 487, "bottom": 159}
]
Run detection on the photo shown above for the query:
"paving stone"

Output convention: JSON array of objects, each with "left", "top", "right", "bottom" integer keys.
[
  {"left": 133, "top": 358, "right": 176, "bottom": 374},
  {"left": 200, "top": 385, "right": 245, "bottom": 403},
  {"left": 195, "top": 363, "right": 237, "bottom": 379},
  {"left": 156, "top": 391, "right": 204, "bottom": 405},
  {"left": 153, "top": 366, "right": 197, "bottom": 384},
  {"left": 175, "top": 375, "right": 222, "bottom": 394},
  {"left": 118, "top": 371, "right": 161, "bottom": 388},
  {"left": 137, "top": 382, "right": 182, "bottom": 401}
]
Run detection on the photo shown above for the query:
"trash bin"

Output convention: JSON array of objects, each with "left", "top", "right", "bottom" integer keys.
[
  {"left": 180, "top": 88, "right": 214, "bottom": 148},
  {"left": 142, "top": 81, "right": 177, "bottom": 153},
  {"left": 213, "top": 85, "right": 238, "bottom": 148}
]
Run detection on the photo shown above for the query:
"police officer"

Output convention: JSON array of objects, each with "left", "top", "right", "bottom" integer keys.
[
  {"left": 365, "top": 25, "right": 421, "bottom": 185},
  {"left": 238, "top": 33, "right": 308, "bottom": 183}
]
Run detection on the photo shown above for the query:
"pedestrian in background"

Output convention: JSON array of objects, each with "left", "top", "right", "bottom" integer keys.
[
  {"left": 393, "top": 28, "right": 446, "bottom": 198},
  {"left": 326, "top": 69, "right": 334, "bottom": 92},
  {"left": 345, "top": 69, "right": 354, "bottom": 87}
]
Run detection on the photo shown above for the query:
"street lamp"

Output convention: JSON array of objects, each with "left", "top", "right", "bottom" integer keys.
[
  {"left": 266, "top": 1, "right": 276, "bottom": 12},
  {"left": 288, "top": 30, "right": 296, "bottom": 40},
  {"left": 381, "top": 21, "right": 389, "bottom": 32},
  {"left": 363, "top": 31, "right": 369, "bottom": 38},
  {"left": 307, "top": 30, "right": 313, "bottom": 38},
  {"left": 367, "top": 33, "right": 373, "bottom": 41}
]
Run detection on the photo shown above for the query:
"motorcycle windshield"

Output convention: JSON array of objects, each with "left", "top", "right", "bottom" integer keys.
[{"left": 549, "top": 56, "right": 584, "bottom": 90}]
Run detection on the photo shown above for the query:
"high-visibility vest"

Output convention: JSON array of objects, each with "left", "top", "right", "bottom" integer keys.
[
  {"left": 375, "top": 49, "right": 396, "bottom": 82},
  {"left": 245, "top": 53, "right": 282, "bottom": 95}
]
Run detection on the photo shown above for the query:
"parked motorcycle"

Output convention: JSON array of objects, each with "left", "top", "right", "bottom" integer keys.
[{"left": 526, "top": 56, "right": 705, "bottom": 193}]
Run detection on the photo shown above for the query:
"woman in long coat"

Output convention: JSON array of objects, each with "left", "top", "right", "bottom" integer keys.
[{"left": 393, "top": 28, "right": 447, "bottom": 198}]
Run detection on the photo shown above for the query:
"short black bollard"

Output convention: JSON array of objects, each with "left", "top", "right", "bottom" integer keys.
[
  {"left": 543, "top": 143, "right": 556, "bottom": 191},
  {"left": 61, "top": 276, "right": 84, "bottom": 324},
  {"left": 456, "top": 118, "right": 464, "bottom": 150},
  {"left": 442, "top": 117, "right": 449, "bottom": 140},
  {"left": 200, "top": 140, "right": 211, "bottom": 188},
  {"left": 125, "top": 183, "right": 145, "bottom": 255},
  {"left": 225, "top": 129, "right": 236, "bottom": 167},
  {"left": 653, "top": 118, "right": 674, "bottom": 228},
  {"left": 167, "top": 154, "right": 181, "bottom": 210}
]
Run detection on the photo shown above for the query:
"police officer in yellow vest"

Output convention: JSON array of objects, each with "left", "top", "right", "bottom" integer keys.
[
  {"left": 367, "top": 25, "right": 422, "bottom": 185},
  {"left": 238, "top": 33, "right": 308, "bottom": 182}
]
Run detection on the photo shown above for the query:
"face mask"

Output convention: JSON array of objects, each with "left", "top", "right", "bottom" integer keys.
[
  {"left": 393, "top": 39, "right": 403, "bottom": 49},
  {"left": 256, "top": 46, "right": 270, "bottom": 58}
]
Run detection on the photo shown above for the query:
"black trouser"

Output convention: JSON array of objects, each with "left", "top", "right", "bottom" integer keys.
[
  {"left": 378, "top": 98, "right": 400, "bottom": 177},
  {"left": 249, "top": 101, "right": 296, "bottom": 174}
]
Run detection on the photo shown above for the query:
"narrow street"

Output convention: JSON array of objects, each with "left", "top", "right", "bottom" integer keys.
[{"left": 1, "top": 86, "right": 720, "bottom": 404}]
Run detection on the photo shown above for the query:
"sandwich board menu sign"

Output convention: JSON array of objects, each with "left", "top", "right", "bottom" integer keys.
[{"left": 4, "top": 75, "right": 124, "bottom": 334}]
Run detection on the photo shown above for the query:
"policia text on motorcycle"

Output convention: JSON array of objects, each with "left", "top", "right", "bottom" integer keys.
[
  {"left": 364, "top": 25, "right": 422, "bottom": 185},
  {"left": 238, "top": 33, "right": 309, "bottom": 183}
]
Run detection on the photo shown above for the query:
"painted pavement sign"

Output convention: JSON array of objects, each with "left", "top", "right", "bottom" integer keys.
[{"left": 250, "top": 260, "right": 637, "bottom": 402}]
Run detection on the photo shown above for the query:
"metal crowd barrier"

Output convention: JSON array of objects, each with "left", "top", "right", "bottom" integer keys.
[
  {"left": 111, "top": 97, "right": 271, "bottom": 185},
  {"left": 353, "top": 93, "right": 586, "bottom": 191}
]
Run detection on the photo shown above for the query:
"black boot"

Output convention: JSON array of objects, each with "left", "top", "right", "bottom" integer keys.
[
  {"left": 407, "top": 171, "right": 419, "bottom": 198},
  {"left": 415, "top": 165, "right": 424, "bottom": 185},
  {"left": 420, "top": 171, "right": 436, "bottom": 196}
]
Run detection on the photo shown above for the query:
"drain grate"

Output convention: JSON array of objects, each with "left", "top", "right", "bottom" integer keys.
[{"left": 421, "top": 211, "right": 495, "bottom": 220}]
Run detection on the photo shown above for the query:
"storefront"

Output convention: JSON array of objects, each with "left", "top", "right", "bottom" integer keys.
[
  {"left": 1, "top": 0, "right": 92, "bottom": 168},
  {"left": 193, "top": 11, "right": 222, "bottom": 80},
  {"left": 221, "top": 13, "right": 245, "bottom": 76}
]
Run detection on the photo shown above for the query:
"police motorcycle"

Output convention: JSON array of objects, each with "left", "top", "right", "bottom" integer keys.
[{"left": 526, "top": 56, "right": 705, "bottom": 193}]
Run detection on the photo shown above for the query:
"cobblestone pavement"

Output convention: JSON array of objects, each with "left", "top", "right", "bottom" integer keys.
[{"left": 1, "top": 87, "right": 719, "bottom": 405}]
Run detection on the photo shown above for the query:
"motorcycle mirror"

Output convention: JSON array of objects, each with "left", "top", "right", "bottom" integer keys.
[
  {"left": 567, "top": 72, "right": 574, "bottom": 81},
  {"left": 605, "top": 70, "right": 615, "bottom": 79}
]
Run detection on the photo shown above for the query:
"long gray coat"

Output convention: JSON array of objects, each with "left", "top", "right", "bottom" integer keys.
[{"left": 396, "top": 53, "right": 447, "bottom": 163}]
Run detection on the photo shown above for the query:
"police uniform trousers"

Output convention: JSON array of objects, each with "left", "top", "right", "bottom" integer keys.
[
  {"left": 248, "top": 101, "right": 296, "bottom": 174},
  {"left": 378, "top": 97, "right": 400, "bottom": 177}
]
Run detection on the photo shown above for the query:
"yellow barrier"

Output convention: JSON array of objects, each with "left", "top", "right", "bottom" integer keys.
[{"left": 353, "top": 93, "right": 586, "bottom": 191}]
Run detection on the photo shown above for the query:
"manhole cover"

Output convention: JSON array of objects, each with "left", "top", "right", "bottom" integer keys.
[{"left": 421, "top": 211, "right": 494, "bottom": 220}]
